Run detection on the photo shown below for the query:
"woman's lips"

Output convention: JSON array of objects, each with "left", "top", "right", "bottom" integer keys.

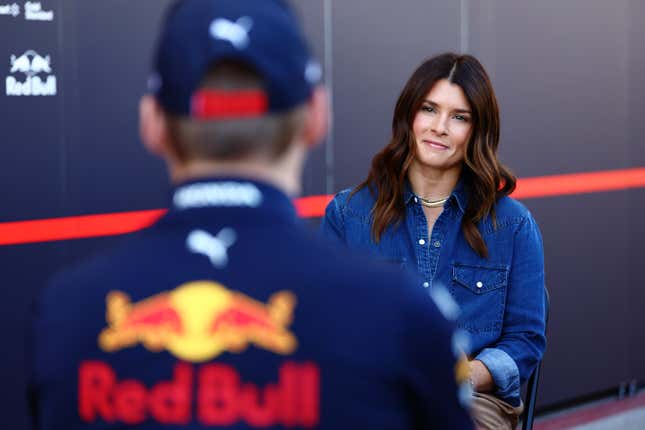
[{"left": 423, "top": 139, "right": 449, "bottom": 150}]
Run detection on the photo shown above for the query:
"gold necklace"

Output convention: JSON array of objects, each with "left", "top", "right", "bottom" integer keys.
[{"left": 415, "top": 194, "right": 449, "bottom": 208}]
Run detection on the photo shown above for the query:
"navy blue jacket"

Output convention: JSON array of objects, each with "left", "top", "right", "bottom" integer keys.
[{"left": 28, "top": 178, "right": 473, "bottom": 429}]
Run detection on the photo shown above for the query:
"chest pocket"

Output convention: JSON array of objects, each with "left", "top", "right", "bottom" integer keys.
[{"left": 450, "top": 263, "right": 509, "bottom": 334}]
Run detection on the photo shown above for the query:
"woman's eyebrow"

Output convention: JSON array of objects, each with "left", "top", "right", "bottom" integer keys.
[{"left": 424, "top": 99, "right": 471, "bottom": 114}]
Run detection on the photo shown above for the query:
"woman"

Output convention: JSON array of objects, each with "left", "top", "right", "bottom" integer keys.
[{"left": 321, "top": 53, "right": 546, "bottom": 429}]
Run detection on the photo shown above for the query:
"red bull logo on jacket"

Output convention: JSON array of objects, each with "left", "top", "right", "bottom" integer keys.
[
  {"left": 81, "top": 282, "right": 319, "bottom": 427},
  {"left": 79, "top": 361, "right": 320, "bottom": 427},
  {"left": 99, "top": 281, "right": 298, "bottom": 361}
]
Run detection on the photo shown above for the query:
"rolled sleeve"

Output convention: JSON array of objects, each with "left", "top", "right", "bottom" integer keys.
[{"left": 476, "top": 347, "right": 521, "bottom": 406}]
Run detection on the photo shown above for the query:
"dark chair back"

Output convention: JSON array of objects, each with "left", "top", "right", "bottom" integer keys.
[{"left": 521, "top": 287, "right": 550, "bottom": 430}]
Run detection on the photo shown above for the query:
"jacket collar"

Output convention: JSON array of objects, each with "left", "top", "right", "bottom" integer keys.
[{"left": 165, "top": 176, "right": 297, "bottom": 222}]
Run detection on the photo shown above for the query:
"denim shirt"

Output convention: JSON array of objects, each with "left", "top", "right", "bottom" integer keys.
[{"left": 320, "top": 182, "right": 546, "bottom": 406}]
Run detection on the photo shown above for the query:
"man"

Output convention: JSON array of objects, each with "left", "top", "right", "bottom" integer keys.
[{"left": 27, "top": 0, "right": 473, "bottom": 428}]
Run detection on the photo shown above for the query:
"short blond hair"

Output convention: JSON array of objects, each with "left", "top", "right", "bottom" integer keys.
[{"left": 165, "top": 61, "right": 307, "bottom": 162}]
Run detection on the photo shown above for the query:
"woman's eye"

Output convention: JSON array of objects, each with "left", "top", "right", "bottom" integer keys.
[
  {"left": 454, "top": 114, "right": 468, "bottom": 122},
  {"left": 422, "top": 105, "right": 435, "bottom": 113}
]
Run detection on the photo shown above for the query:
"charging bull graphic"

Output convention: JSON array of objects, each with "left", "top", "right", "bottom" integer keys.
[
  {"left": 99, "top": 281, "right": 297, "bottom": 362},
  {"left": 6, "top": 50, "right": 56, "bottom": 96},
  {"left": 9, "top": 53, "right": 31, "bottom": 74},
  {"left": 10, "top": 51, "right": 51, "bottom": 74}
]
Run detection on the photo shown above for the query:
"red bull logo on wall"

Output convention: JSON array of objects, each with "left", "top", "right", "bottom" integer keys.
[
  {"left": 5, "top": 50, "right": 57, "bottom": 96},
  {"left": 99, "top": 281, "right": 298, "bottom": 361}
]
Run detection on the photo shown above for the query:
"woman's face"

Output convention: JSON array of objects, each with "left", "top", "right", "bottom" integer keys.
[{"left": 411, "top": 79, "right": 473, "bottom": 175}]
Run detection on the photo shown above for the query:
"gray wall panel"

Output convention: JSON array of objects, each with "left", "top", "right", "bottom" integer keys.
[
  {"left": 466, "top": 0, "right": 644, "bottom": 407},
  {"left": 290, "top": 0, "right": 328, "bottom": 196},
  {"left": 0, "top": 0, "right": 63, "bottom": 221},
  {"left": 628, "top": 0, "right": 645, "bottom": 166},
  {"left": 627, "top": 0, "right": 645, "bottom": 379},
  {"left": 530, "top": 191, "right": 633, "bottom": 405},
  {"left": 626, "top": 0, "right": 645, "bottom": 381},
  {"left": 331, "top": 0, "right": 462, "bottom": 190},
  {"left": 470, "top": 1, "right": 630, "bottom": 178},
  {"left": 66, "top": 1, "right": 170, "bottom": 215},
  {"left": 627, "top": 188, "right": 645, "bottom": 386}
]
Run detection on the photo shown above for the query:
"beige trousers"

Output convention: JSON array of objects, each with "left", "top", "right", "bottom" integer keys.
[{"left": 471, "top": 392, "right": 524, "bottom": 430}]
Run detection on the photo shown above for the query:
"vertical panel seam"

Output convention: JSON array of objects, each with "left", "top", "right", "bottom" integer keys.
[
  {"left": 460, "top": 0, "right": 469, "bottom": 53},
  {"left": 323, "top": 0, "right": 334, "bottom": 194},
  {"left": 57, "top": 1, "right": 67, "bottom": 210}
]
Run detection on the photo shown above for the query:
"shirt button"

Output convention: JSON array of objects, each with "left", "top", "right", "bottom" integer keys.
[
  {"left": 414, "top": 197, "right": 418, "bottom": 203},
  {"left": 433, "top": 241, "right": 441, "bottom": 248},
  {"left": 423, "top": 282, "right": 430, "bottom": 288},
  {"left": 476, "top": 281, "right": 483, "bottom": 289},
  {"left": 418, "top": 239, "right": 426, "bottom": 245}
]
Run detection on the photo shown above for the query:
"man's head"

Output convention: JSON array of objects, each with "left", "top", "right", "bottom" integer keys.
[{"left": 139, "top": 0, "right": 328, "bottom": 188}]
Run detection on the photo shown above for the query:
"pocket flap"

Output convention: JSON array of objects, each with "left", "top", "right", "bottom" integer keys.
[{"left": 452, "top": 263, "right": 508, "bottom": 294}]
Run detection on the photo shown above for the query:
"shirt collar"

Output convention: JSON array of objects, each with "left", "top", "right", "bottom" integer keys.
[
  {"left": 451, "top": 180, "right": 468, "bottom": 213},
  {"left": 403, "top": 182, "right": 416, "bottom": 205},
  {"left": 166, "top": 176, "right": 297, "bottom": 221},
  {"left": 404, "top": 178, "right": 468, "bottom": 214}
]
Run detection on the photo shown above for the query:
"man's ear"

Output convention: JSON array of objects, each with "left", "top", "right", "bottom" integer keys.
[
  {"left": 301, "top": 86, "right": 329, "bottom": 148},
  {"left": 139, "top": 94, "right": 171, "bottom": 158}
]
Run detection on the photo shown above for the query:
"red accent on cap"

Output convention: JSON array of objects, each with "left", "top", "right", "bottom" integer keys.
[{"left": 191, "top": 89, "right": 268, "bottom": 119}]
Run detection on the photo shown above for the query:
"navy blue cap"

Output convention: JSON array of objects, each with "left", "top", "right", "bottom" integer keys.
[{"left": 149, "top": 0, "right": 321, "bottom": 118}]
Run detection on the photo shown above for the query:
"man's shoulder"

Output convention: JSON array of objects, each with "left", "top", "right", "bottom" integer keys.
[
  {"left": 41, "top": 230, "right": 162, "bottom": 302},
  {"left": 41, "top": 223, "right": 378, "bottom": 290},
  {"left": 40, "top": 221, "right": 442, "bottom": 326}
]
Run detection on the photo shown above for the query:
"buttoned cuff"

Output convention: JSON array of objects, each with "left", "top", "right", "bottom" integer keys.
[{"left": 475, "top": 347, "right": 521, "bottom": 406}]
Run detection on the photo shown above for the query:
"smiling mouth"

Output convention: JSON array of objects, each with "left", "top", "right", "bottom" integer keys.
[{"left": 423, "top": 139, "right": 449, "bottom": 150}]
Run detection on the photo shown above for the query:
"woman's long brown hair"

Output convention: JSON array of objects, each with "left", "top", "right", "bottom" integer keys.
[{"left": 355, "top": 53, "right": 516, "bottom": 258}]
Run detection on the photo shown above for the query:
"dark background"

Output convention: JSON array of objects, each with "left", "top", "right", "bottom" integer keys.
[{"left": 1, "top": 1, "right": 644, "bottom": 427}]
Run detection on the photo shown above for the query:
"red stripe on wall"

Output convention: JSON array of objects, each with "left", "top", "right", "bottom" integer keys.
[
  {"left": 294, "top": 194, "right": 334, "bottom": 218},
  {"left": 1, "top": 167, "right": 644, "bottom": 246},
  {"left": 0, "top": 210, "right": 166, "bottom": 246},
  {"left": 513, "top": 167, "right": 645, "bottom": 199}
]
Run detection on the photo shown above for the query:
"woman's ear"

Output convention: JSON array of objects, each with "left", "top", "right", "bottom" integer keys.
[
  {"left": 301, "top": 86, "right": 329, "bottom": 148},
  {"left": 139, "top": 94, "right": 171, "bottom": 158}
]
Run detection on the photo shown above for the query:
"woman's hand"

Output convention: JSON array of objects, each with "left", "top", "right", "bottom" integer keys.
[{"left": 469, "top": 359, "right": 495, "bottom": 393}]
